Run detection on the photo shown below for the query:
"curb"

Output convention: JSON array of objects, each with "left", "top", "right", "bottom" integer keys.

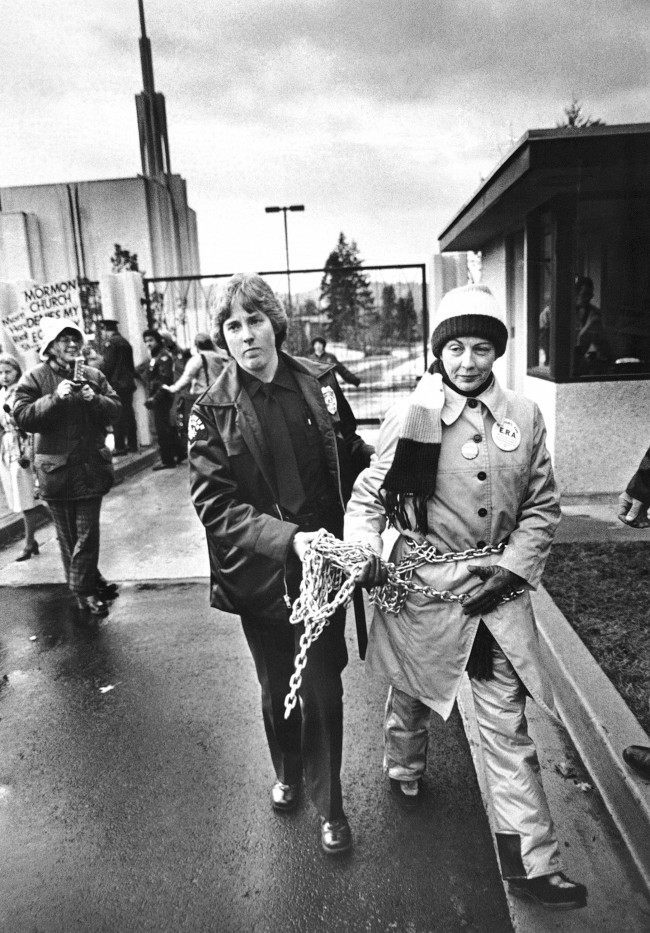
[
  {"left": 0, "top": 448, "right": 159, "bottom": 549},
  {"left": 532, "top": 585, "right": 650, "bottom": 894}
]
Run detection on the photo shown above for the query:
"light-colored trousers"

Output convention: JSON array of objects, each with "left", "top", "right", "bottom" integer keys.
[{"left": 384, "top": 646, "right": 562, "bottom": 880}]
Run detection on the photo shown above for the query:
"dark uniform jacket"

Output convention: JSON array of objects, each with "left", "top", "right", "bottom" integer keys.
[
  {"left": 307, "top": 350, "right": 361, "bottom": 387},
  {"left": 100, "top": 332, "right": 136, "bottom": 392},
  {"left": 13, "top": 362, "right": 121, "bottom": 500},
  {"left": 144, "top": 349, "right": 175, "bottom": 405},
  {"left": 189, "top": 352, "right": 372, "bottom": 617}
]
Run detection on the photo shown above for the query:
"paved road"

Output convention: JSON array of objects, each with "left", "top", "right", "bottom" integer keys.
[{"left": 0, "top": 466, "right": 512, "bottom": 932}]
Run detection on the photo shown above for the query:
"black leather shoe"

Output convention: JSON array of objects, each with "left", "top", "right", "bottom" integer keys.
[
  {"left": 96, "top": 580, "right": 119, "bottom": 600},
  {"left": 623, "top": 745, "right": 650, "bottom": 780},
  {"left": 15, "top": 541, "right": 39, "bottom": 562},
  {"left": 508, "top": 872, "right": 587, "bottom": 910},
  {"left": 76, "top": 594, "right": 109, "bottom": 618},
  {"left": 320, "top": 814, "right": 352, "bottom": 855},
  {"left": 390, "top": 778, "right": 421, "bottom": 808},
  {"left": 271, "top": 781, "right": 299, "bottom": 812}
]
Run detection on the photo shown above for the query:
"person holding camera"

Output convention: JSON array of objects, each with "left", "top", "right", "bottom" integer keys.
[
  {"left": 0, "top": 353, "right": 40, "bottom": 561},
  {"left": 13, "top": 317, "right": 122, "bottom": 618}
]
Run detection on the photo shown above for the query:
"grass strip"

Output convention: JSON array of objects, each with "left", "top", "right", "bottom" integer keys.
[{"left": 542, "top": 542, "right": 650, "bottom": 735}]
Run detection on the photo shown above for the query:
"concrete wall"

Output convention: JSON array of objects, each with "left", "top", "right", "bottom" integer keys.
[
  {"left": 525, "top": 376, "right": 648, "bottom": 495},
  {"left": 479, "top": 239, "right": 509, "bottom": 387},
  {"left": 0, "top": 174, "right": 201, "bottom": 284}
]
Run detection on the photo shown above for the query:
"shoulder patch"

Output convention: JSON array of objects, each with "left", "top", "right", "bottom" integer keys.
[
  {"left": 187, "top": 412, "right": 207, "bottom": 442},
  {"left": 321, "top": 385, "right": 338, "bottom": 416}
]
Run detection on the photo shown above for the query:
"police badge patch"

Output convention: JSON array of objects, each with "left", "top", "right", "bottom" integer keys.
[
  {"left": 187, "top": 412, "right": 207, "bottom": 442},
  {"left": 321, "top": 386, "right": 338, "bottom": 415}
]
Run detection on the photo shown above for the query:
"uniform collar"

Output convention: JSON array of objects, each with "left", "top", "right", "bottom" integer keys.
[
  {"left": 239, "top": 356, "right": 297, "bottom": 397},
  {"left": 441, "top": 375, "right": 508, "bottom": 425}
]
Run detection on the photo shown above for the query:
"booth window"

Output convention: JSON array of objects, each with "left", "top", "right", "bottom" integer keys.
[{"left": 528, "top": 197, "right": 650, "bottom": 381}]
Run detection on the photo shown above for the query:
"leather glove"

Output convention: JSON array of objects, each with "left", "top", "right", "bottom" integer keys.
[
  {"left": 463, "top": 565, "right": 526, "bottom": 616},
  {"left": 356, "top": 554, "right": 389, "bottom": 590},
  {"left": 617, "top": 492, "right": 650, "bottom": 528}
]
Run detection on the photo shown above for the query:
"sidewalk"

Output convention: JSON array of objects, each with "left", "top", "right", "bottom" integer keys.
[{"left": 0, "top": 446, "right": 158, "bottom": 549}]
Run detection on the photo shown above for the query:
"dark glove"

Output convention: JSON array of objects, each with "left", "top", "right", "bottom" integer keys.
[
  {"left": 462, "top": 565, "right": 526, "bottom": 616},
  {"left": 355, "top": 554, "right": 389, "bottom": 590}
]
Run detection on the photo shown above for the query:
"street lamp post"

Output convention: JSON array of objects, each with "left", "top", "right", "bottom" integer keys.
[{"left": 265, "top": 204, "right": 304, "bottom": 311}]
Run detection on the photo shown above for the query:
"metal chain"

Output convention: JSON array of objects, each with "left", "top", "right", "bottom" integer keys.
[{"left": 283, "top": 531, "right": 524, "bottom": 718}]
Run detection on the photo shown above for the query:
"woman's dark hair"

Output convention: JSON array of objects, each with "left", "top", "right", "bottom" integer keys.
[
  {"left": 194, "top": 332, "right": 215, "bottom": 351},
  {"left": 310, "top": 336, "right": 326, "bottom": 352}
]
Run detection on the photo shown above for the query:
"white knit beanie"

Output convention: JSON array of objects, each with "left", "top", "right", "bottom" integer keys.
[{"left": 430, "top": 284, "right": 508, "bottom": 358}]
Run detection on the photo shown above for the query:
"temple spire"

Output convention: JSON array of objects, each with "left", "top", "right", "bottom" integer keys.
[{"left": 135, "top": 0, "right": 171, "bottom": 176}]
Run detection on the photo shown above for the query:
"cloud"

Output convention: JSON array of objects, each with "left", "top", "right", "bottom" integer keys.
[{"left": 1, "top": 0, "right": 648, "bottom": 272}]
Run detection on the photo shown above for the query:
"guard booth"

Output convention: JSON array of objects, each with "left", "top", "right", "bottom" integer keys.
[{"left": 438, "top": 123, "right": 650, "bottom": 496}]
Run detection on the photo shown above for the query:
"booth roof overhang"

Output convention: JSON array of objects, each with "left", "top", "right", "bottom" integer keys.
[{"left": 438, "top": 122, "right": 650, "bottom": 253}]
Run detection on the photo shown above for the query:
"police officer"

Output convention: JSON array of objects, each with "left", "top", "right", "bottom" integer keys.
[
  {"left": 142, "top": 329, "right": 178, "bottom": 471},
  {"left": 188, "top": 274, "right": 372, "bottom": 855}
]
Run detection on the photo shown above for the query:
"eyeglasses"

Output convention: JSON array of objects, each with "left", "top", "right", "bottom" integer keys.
[{"left": 56, "top": 335, "right": 81, "bottom": 345}]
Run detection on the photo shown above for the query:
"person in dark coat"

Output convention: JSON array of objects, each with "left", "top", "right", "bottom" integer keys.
[
  {"left": 142, "top": 329, "right": 181, "bottom": 471},
  {"left": 188, "top": 274, "right": 372, "bottom": 856},
  {"left": 618, "top": 444, "right": 650, "bottom": 528},
  {"left": 98, "top": 319, "right": 138, "bottom": 455},
  {"left": 308, "top": 337, "right": 361, "bottom": 387},
  {"left": 13, "top": 317, "right": 122, "bottom": 618}
]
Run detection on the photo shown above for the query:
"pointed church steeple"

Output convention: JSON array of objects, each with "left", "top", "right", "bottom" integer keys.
[{"left": 135, "top": 0, "right": 172, "bottom": 176}]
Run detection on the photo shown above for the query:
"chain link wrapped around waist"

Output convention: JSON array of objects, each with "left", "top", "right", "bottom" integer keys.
[
  {"left": 369, "top": 539, "right": 522, "bottom": 615},
  {"left": 282, "top": 531, "right": 524, "bottom": 719}
]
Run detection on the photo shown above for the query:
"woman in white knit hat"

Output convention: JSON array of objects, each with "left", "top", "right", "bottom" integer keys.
[{"left": 345, "top": 284, "right": 586, "bottom": 910}]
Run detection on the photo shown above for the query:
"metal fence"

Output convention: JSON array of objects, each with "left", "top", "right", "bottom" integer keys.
[{"left": 143, "top": 264, "right": 429, "bottom": 423}]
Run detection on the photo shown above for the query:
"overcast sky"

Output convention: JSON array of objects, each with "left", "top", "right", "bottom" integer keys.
[{"left": 2, "top": 0, "right": 648, "bottom": 275}]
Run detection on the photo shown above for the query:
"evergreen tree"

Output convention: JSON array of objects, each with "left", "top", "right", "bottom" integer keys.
[
  {"left": 320, "top": 233, "right": 374, "bottom": 341},
  {"left": 395, "top": 288, "right": 417, "bottom": 342},
  {"left": 380, "top": 284, "right": 397, "bottom": 339},
  {"left": 557, "top": 97, "right": 605, "bottom": 129}
]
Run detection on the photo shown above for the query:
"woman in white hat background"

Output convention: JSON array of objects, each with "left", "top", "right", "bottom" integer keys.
[
  {"left": 0, "top": 352, "right": 40, "bottom": 561},
  {"left": 345, "top": 284, "right": 586, "bottom": 910},
  {"left": 13, "top": 316, "right": 122, "bottom": 618}
]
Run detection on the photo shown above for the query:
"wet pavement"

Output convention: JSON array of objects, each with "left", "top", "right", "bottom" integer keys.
[
  {"left": 1, "top": 463, "right": 648, "bottom": 931},
  {"left": 0, "top": 583, "right": 510, "bottom": 932}
]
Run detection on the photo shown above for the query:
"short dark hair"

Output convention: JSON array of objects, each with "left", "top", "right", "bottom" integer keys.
[
  {"left": 213, "top": 273, "right": 288, "bottom": 351},
  {"left": 194, "top": 332, "right": 215, "bottom": 351},
  {"left": 101, "top": 319, "right": 119, "bottom": 332},
  {"left": 310, "top": 336, "right": 326, "bottom": 351},
  {"left": 142, "top": 328, "right": 163, "bottom": 345}
]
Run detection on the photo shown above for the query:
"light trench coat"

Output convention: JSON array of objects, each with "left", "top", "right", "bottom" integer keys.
[{"left": 344, "top": 377, "right": 561, "bottom": 721}]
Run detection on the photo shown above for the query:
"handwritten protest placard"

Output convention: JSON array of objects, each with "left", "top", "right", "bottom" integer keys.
[{"left": 2, "top": 278, "right": 84, "bottom": 352}]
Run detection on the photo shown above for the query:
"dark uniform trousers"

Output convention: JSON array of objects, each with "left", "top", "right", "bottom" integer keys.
[
  {"left": 153, "top": 395, "right": 177, "bottom": 466},
  {"left": 114, "top": 388, "right": 138, "bottom": 452},
  {"left": 241, "top": 604, "right": 348, "bottom": 820}
]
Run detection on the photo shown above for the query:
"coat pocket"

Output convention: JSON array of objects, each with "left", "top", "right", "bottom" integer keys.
[{"left": 34, "top": 453, "right": 70, "bottom": 499}]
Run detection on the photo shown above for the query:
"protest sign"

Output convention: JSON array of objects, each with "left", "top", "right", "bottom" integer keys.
[{"left": 1, "top": 278, "right": 85, "bottom": 353}]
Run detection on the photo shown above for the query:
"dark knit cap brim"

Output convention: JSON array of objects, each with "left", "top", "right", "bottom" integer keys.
[{"left": 431, "top": 314, "right": 508, "bottom": 359}]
